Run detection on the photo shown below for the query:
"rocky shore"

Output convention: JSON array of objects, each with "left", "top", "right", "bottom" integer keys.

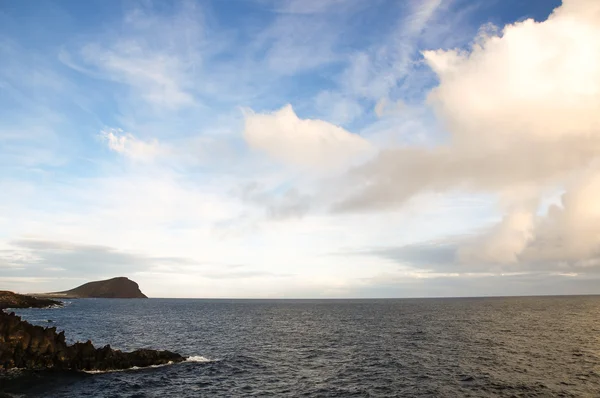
[
  {"left": 0, "top": 291, "right": 185, "bottom": 371},
  {"left": 0, "top": 291, "right": 61, "bottom": 310}
]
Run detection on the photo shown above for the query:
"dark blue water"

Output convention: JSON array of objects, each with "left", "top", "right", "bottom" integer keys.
[{"left": 2, "top": 296, "right": 600, "bottom": 397}]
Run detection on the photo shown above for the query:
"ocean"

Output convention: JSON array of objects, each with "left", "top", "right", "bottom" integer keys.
[{"left": 1, "top": 296, "right": 599, "bottom": 397}]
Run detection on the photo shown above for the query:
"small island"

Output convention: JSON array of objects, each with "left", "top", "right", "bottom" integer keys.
[{"left": 0, "top": 278, "right": 185, "bottom": 372}]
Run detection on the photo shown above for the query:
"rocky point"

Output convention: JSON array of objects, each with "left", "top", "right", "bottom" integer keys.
[{"left": 0, "top": 291, "right": 186, "bottom": 371}]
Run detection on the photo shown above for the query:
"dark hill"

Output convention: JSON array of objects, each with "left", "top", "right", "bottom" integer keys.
[{"left": 46, "top": 277, "right": 148, "bottom": 299}]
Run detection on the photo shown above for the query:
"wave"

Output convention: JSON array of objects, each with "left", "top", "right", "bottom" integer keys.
[
  {"left": 21, "top": 319, "right": 57, "bottom": 323},
  {"left": 186, "top": 355, "right": 214, "bottom": 363},
  {"left": 82, "top": 355, "right": 215, "bottom": 374},
  {"left": 83, "top": 361, "right": 176, "bottom": 374},
  {"left": 6, "top": 302, "right": 71, "bottom": 311}
]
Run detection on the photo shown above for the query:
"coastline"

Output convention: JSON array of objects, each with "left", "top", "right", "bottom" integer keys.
[
  {"left": 0, "top": 291, "right": 185, "bottom": 372},
  {"left": 0, "top": 291, "right": 62, "bottom": 311}
]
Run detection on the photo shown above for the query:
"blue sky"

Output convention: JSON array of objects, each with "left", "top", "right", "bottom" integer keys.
[{"left": 2, "top": 0, "right": 599, "bottom": 298}]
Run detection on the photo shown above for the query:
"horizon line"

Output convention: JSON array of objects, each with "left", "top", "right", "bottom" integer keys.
[{"left": 131, "top": 293, "right": 600, "bottom": 300}]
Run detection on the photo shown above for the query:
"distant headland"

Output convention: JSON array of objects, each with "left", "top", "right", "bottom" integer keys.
[{"left": 35, "top": 276, "right": 148, "bottom": 299}]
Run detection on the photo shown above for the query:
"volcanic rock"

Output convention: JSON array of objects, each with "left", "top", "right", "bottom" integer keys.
[
  {"left": 0, "top": 291, "right": 60, "bottom": 310},
  {"left": 0, "top": 311, "right": 184, "bottom": 371}
]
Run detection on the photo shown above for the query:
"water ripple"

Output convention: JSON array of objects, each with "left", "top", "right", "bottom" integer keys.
[{"left": 3, "top": 296, "right": 600, "bottom": 397}]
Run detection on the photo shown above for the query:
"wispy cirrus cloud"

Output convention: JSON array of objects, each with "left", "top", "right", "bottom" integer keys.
[
  {"left": 272, "top": 0, "right": 364, "bottom": 15},
  {"left": 307, "top": 0, "right": 452, "bottom": 125},
  {"left": 78, "top": 42, "right": 196, "bottom": 108},
  {"left": 59, "top": 1, "right": 211, "bottom": 110}
]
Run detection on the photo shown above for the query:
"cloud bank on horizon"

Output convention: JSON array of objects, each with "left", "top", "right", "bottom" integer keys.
[{"left": 2, "top": 0, "right": 599, "bottom": 298}]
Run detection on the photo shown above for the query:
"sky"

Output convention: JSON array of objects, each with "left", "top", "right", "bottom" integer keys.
[{"left": 1, "top": 0, "right": 599, "bottom": 298}]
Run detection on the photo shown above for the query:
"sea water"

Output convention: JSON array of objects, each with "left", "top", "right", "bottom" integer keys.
[{"left": 2, "top": 296, "right": 600, "bottom": 397}]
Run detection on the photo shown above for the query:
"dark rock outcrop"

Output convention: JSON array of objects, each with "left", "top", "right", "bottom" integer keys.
[
  {"left": 0, "top": 291, "right": 61, "bottom": 310},
  {"left": 0, "top": 311, "right": 184, "bottom": 371},
  {"left": 42, "top": 277, "right": 148, "bottom": 299}
]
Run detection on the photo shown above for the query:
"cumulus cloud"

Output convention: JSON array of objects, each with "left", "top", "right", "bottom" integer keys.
[
  {"left": 337, "top": 0, "right": 600, "bottom": 268},
  {"left": 451, "top": 169, "right": 600, "bottom": 268},
  {"left": 458, "top": 209, "right": 535, "bottom": 265},
  {"left": 424, "top": 0, "right": 600, "bottom": 148},
  {"left": 521, "top": 167, "right": 600, "bottom": 266},
  {"left": 243, "top": 104, "right": 374, "bottom": 172},
  {"left": 100, "top": 128, "right": 162, "bottom": 161}
]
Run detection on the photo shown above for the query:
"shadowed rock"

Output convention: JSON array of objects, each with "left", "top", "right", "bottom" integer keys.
[
  {"left": 0, "top": 290, "right": 184, "bottom": 371},
  {"left": 0, "top": 311, "right": 185, "bottom": 371}
]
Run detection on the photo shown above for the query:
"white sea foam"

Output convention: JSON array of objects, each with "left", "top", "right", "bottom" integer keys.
[
  {"left": 82, "top": 361, "right": 176, "bottom": 374},
  {"left": 186, "top": 355, "right": 214, "bottom": 363},
  {"left": 82, "top": 356, "right": 214, "bottom": 374}
]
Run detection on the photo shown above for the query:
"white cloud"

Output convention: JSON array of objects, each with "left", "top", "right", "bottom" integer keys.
[
  {"left": 243, "top": 104, "right": 374, "bottom": 172},
  {"left": 521, "top": 166, "right": 600, "bottom": 265},
  {"left": 340, "top": 0, "right": 600, "bottom": 206},
  {"left": 457, "top": 165, "right": 600, "bottom": 268},
  {"left": 100, "top": 128, "right": 162, "bottom": 162},
  {"left": 336, "top": 0, "right": 600, "bottom": 270},
  {"left": 423, "top": 0, "right": 600, "bottom": 148},
  {"left": 458, "top": 209, "right": 535, "bottom": 265},
  {"left": 429, "top": 0, "right": 600, "bottom": 267}
]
